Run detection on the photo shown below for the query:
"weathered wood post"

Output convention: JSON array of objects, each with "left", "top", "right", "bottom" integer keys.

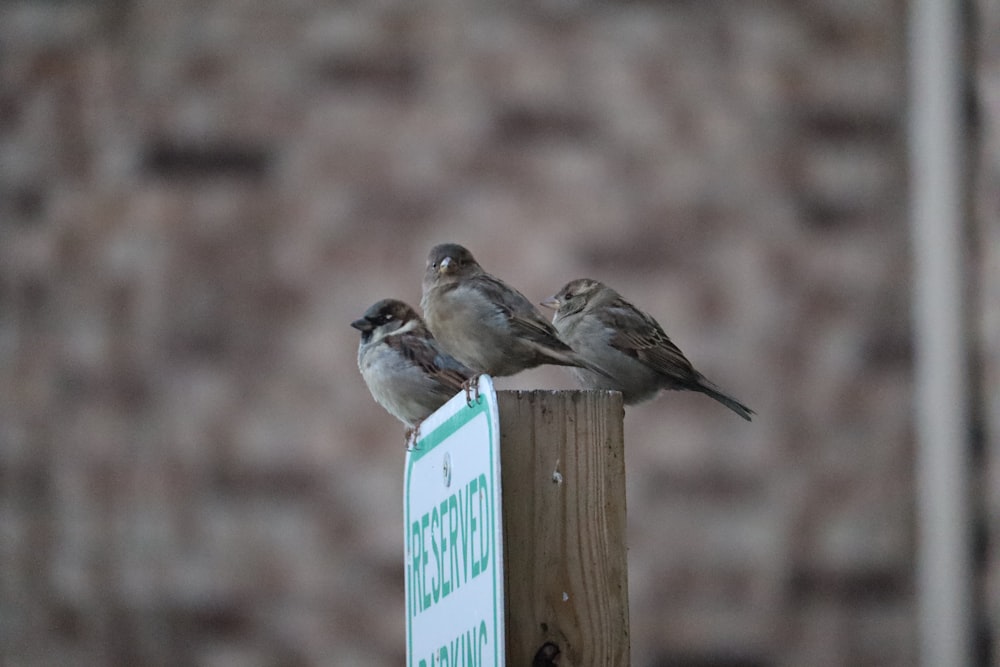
[
  {"left": 403, "top": 380, "right": 628, "bottom": 666},
  {"left": 497, "top": 390, "right": 629, "bottom": 666}
]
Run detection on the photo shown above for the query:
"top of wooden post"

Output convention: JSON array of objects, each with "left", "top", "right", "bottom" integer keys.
[{"left": 497, "top": 389, "right": 629, "bottom": 667}]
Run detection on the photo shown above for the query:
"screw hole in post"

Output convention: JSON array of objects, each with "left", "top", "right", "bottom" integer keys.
[{"left": 532, "top": 641, "right": 560, "bottom": 667}]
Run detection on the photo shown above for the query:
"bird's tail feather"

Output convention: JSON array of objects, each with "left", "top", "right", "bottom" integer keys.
[
  {"left": 572, "top": 355, "right": 615, "bottom": 380},
  {"left": 695, "top": 379, "right": 755, "bottom": 421},
  {"left": 527, "top": 342, "right": 615, "bottom": 379}
]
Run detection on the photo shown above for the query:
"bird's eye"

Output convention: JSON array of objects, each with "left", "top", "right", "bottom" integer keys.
[{"left": 431, "top": 262, "right": 438, "bottom": 269}]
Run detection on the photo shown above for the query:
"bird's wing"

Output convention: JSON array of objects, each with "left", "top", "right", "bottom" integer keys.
[
  {"left": 468, "top": 273, "right": 574, "bottom": 351},
  {"left": 599, "top": 298, "right": 697, "bottom": 379},
  {"left": 387, "top": 333, "right": 473, "bottom": 391}
]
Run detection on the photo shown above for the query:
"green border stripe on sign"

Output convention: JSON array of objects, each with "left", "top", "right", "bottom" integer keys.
[{"left": 408, "top": 395, "right": 488, "bottom": 463}]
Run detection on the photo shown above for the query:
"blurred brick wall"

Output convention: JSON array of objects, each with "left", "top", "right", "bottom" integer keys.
[{"left": 0, "top": 1, "right": 989, "bottom": 666}]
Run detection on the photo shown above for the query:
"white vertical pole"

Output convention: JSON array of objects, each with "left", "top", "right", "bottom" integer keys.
[{"left": 909, "top": 1, "right": 972, "bottom": 666}]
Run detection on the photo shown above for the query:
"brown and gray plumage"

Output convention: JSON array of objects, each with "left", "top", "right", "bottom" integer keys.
[
  {"left": 541, "top": 278, "right": 754, "bottom": 421},
  {"left": 421, "top": 243, "right": 611, "bottom": 378},
  {"left": 351, "top": 299, "right": 475, "bottom": 437}
]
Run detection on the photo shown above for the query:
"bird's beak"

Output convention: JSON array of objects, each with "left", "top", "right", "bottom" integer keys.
[
  {"left": 539, "top": 296, "right": 560, "bottom": 310},
  {"left": 438, "top": 256, "right": 454, "bottom": 274},
  {"left": 350, "top": 317, "right": 373, "bottom": 332}
]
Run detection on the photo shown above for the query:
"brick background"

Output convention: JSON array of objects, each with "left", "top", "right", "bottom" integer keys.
[{"left": 0, "top": 1, "right": 992, "bottom": 666}]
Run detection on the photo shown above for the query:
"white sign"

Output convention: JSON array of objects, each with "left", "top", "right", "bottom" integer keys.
[{"left": 404, "top": 375, "right": 505, "bottom": 667}]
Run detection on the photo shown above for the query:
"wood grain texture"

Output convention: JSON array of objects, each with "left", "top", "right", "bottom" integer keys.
[{"left": 497, "top": 390, "right": 629, "bottom": 667}]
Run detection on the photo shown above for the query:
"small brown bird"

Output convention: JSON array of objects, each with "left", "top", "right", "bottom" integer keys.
[
  {"left": 421, "top": 243, "right": 611, "bottom": 379},
  {"left": 351, "top": 299, "right": 475, "bottom": 444},
  {"left": 542, "top": 278, "right": 754, "bottom": 421}
]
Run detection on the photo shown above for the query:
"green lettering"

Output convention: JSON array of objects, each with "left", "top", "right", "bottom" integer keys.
[
  {"left": 464, "top": 624, "right": 476, "bottom": 666},
  {"left": 479, "top": 619, "right": 488, "bottom": 664},
  {"left": 431, "top": 505, "right": 441, "bottom": 604},
  {"left": 469, "top": 476, "right": 479, "bottom": 578},
  {"left": 411, "top": 519, "right": 422, "bottom": 616},
  {"left": 448, "top": 493, "right": 460, "bottom": 595},
  {"left": 439, "top": 498, "right": 450, "bottom": 598},
  {"left": 458, "top": 486, "right": 469, "bottom": 583},
  {"left": 421, "top": 512, "right": 431, "bottom": 612},
  {"left": 478, "top": 473, "right": 489, "bottom": 574}
]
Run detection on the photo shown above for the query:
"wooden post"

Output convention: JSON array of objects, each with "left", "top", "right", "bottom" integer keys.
[{"left": 497, "top": 390, "right": 629, "bottom": 666}]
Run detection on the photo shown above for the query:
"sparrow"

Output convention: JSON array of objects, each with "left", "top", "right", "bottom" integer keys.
[
  {"left": 351, "top": 299, "right": 476, "bottom": 445},
  {"left": 541, "top": 278, "right": 754, "bottom": 421},
  {"left": 421, "top": 243, "right": 612, "bottom": 379}
]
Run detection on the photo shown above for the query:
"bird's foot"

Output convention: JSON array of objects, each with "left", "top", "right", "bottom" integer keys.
[
  {"left": 404, "top": 422, "right": 423, "bottom": 451},
  {"left": 462, "top": 375, "right": 482, "bottom": 405}
]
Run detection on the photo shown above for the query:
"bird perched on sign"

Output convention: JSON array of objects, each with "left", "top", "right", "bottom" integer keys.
[
  {"left": 541, "top": 278, "right": 754, "bottom": 421},
  {"left": 351, "top": 299, "right": 476, "bottom": 445},
  {"left": 421, "top": 243, "right": 612, "bottom": 379}
]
